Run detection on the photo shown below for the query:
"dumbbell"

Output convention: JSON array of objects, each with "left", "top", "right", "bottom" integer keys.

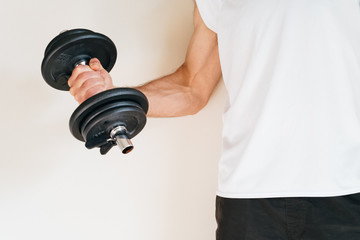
[{"left": 41, "top": 29, "right": 148, "bottom": 155}]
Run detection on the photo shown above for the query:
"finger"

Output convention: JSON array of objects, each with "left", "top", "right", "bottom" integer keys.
[
  {"left": 68, "top": 65, "right": 92, "bottom": 88},
  {"left": 76, "top": 83, "right": 106, "bottom": 104},
  {"left": 72, "top": 75, "right": 106, "bottom": 100},
  {"left": 80, "top": 77, "right": 106, "bottom": 91},
  {"left": 83, "top": 85, "right": 107, "bottom": 102},
  {"left": 69, "top": 71, "right": 102, "bottom": 96},
  {"left": 89, "top": 58, "right": 103, "bottom": 71},
  {"left": 99, "top": 68, "right": 115, "bottom": 89}
]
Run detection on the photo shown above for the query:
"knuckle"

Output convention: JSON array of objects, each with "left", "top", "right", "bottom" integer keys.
[
  {"left": 99, "top": 69, "right": 109, "bottom": 77},
  {"left": 73, "top": 65, "right": 91, "bottom": 76},
  {"left": 77, "top": 71, "right": 89, "bottom": 80},
  {"left": 82, "top": 79, "right": 104, "bottom": 89},
  {"left": 74, "top": 94, "right": 80, "bottom": 103},
  {"left": 79, "top": 71, "right": 100, "bottom": 81},
  {"left": 84, "top": 86, "right": 103, "bottom": 99},
  {"left": 68, "top": 75, "right": 76, "bottom": 87},
  {"left": 72, "top": 66, "right": 82, "bottom": 75}
]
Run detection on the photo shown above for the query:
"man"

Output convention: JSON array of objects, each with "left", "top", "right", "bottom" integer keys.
[{"left": 69, "top": 0, "right": 360, "bottom": 239}]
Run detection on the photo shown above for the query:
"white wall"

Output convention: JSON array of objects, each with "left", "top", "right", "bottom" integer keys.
[{"left": 0, "top": 0, "right": 226, "bottom": 239}]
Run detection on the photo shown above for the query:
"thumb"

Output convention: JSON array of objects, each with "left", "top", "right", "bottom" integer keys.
[{"left": 89, "top": 58, "right": 103, "bottom": 71}]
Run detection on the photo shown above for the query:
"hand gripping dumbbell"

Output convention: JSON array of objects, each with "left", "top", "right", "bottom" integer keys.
[{"left": 41, "top": 29, "right": 148, "bottom": 155}]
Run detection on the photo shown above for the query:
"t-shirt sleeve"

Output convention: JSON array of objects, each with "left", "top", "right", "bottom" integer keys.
[{"left": 195, "top": 0, "right": 221, "bottom": 33}]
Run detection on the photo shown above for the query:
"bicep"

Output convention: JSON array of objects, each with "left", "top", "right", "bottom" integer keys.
[
  {"left": 182, "top": 4, "right": 222, "bottom": 104},
  {"left": 137, "top": 4, "right": 222, "bottom": 117}
]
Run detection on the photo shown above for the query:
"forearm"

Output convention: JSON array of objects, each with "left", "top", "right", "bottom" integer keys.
[
  {"left": 68, "top": 4, "right": 221, "bottom": 113},
  {"left": 136, "top": 65, "right": 207, "bottom": 117}
]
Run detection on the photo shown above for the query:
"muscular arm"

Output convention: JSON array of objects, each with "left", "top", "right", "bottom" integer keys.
[
  {"left": 137, "top": 5, "right": 222, "bottom": 117},
  {"left": 68, "top": 4, "right": 221, "bottom": 117}
]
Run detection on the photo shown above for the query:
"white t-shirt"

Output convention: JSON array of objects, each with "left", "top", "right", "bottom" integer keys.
[{"left": 196, "top": 0, "right": 360, "bottom": 198}]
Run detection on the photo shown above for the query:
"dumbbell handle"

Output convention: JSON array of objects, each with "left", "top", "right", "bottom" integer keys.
[{"left": 75, "top": 60, "right": 88, "bottom": 68}]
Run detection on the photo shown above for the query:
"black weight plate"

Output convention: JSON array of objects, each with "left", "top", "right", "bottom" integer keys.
[
  {"left": 41, "top": 29, "right": 117, "bottom": 90},
  {"left": 69, "top": 88, "right": 149, "bottom": 141},
  {"left": 80, "top": 100, "right": 144, "bottom": 140},
  {"left": 82, "top": 105, "right": 146, "bottom": 149},
  {"left": 44, "top": 29, "right": 92, "bottom": 57}
]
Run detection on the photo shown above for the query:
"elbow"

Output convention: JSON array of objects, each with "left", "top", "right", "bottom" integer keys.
[
  {"left": 176, "top": 65, "right": 214, "bottom": 116},
  {"left": 188, "top": 93, "right": 210, "bottom": 115}
]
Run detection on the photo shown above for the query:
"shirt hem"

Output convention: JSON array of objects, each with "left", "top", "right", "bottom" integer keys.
[{"left": 216, "top": 187, "right": 360, "bottom": 199}]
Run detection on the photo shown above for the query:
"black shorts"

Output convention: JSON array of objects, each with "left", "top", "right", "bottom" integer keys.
[{"left": 216, "top": 193, "right": 360, "bottom": 240}]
